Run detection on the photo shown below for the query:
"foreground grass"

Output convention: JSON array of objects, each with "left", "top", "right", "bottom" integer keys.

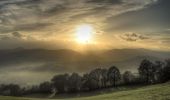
[
  {"left": 0, "top": 96, "right": 28, "bottom": 100},
  {"left": 0, "top": 82, "right": 170, "bottom": 100},
  {"left": 69, "top": 82, "right": 170, "bottom": 100}
]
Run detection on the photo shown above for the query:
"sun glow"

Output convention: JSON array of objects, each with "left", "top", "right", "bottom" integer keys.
[{"left": 75, "top": 24, "right": 94, "bottom": 44}]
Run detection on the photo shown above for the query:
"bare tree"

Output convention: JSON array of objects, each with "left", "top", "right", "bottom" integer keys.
[
  {"left": 153, "top": 61, "right": 164, "bottom": 83},
  {"left": 89, "top": 68, "right": 103, "bottom": 88},
  {"left": 39, "top": 81, "right": 52, "bottom": 94},
  {"left": 107, "top": 66, "right": 121, "bottom": 87},
  {"left": 123, "top": 71, "right": 135, "bottom": 84},
  {"left": 101, "top": 69, "right": 108, "bottom": 88},
  {"left": 161, "top": 59, "right": 170, "bottom": 82},
  {"left": 0, "top": 84, "right": 21, "bottom": 96},
  {"left": 51, "top": 74, "right": 69, "bottom": 93},
  {"left": 68, "top": 73, "right": 82, "bottom": 92},
  {"left": 138, "top": 59, "right": 154, "bottom": 84}
]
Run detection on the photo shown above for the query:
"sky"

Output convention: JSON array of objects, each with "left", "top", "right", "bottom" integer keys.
[
  {"left": 0, "top": 0, "right": 170, "bottom": 85},
  {"left": 0, "top": 0, "right": 170, "bottom": 51}
]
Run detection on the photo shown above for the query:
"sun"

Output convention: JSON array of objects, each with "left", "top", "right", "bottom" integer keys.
[{"left": 75, "top": 24, "right": 94, "bottom": 44}]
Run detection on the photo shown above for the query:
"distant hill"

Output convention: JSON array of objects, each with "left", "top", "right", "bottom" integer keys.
[
  {"left": 0, "top": 48, "right": 169, "bottom": 85},
  {"left": 0, "top": 48, "right": 169, "bottom": 72}
]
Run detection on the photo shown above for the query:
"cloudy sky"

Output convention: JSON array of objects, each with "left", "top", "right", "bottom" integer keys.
[{"left": 0, "top": 0, "right": 170, "bottom": 51}]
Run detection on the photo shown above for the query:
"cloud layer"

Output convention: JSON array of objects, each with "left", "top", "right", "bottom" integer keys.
[
  {"left": 0, "top": 0, "right": 158, "bottom": 33},
  {"left": 0, "top": 0, "right": 169, "bottom": 51},
  {"left": 120, "top": 33, "right": 149, "bottom": 42}
]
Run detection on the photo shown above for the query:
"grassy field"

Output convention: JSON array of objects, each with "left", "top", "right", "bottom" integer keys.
[{"left": 0, "top": 82, "right": 170, "bottom": 100}]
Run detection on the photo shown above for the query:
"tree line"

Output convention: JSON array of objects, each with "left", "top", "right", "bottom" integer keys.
[{"left": 0, "top": 59, "right": 170, "bottom": 96}]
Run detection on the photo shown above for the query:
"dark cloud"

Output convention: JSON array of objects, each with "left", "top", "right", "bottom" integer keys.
[
  {"left": 0, "top": 31, "right": 24, "bottom": 40},
  {"left": 106, "top": 0, "right": 170, "bottom": 32},
  {"left": 120, "top": 33, "right": 149, "bottom": 42},
  {"left": 0, "top": 0, "right": 159, "bottom": 34},
  {"left": 12, "top": 32, "right": 22, "bottom": 38},
  {"left": 14, "top": 23, "right": 54, "bottom": 32},
  {"left": 0, "top": 0, "right": 42, "bottom": 6},
  {"left": 0, "top": 23, "right": 54, "bottom": 34},
  {"left": 0, "top": 0, "right": 63, "bottom": 33},
  {"left": 86, "top": 0, "right": 122, "bottom": 5},
  {"left": 43, "top": 4, "right": 68, "bottom": 17},
  {"left": 0, "top": 36, "right": 10, "bottom": 40}
]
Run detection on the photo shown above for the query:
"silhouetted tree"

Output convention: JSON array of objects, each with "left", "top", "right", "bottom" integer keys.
[
  {"left": 39, "top": 81, "right": 52, "bottom": 94},
  {"left": 100, "top": 69, "right": 108, "bottom": 88},
  {"left": 161, "top": 59, "right": 170, "bottom": 82},
  {"left": 27, "top": 85, "right": 40, "bottom": 94},
  {"left": 153, "top": 61, "right": 164, "bottom": 83},
  {"left": 0, "top": 84, "right": 21, "bottom": 96},
  {"left": 123, "top": 71, "right": 135, "bottom": 84},
  {"left": 68, "top": 73, "right": 82, "bottom": 92},
  {"left": 82, "top": 73, "right": 90, "bottom": 91},
  {"left": 83, "top": 68, "right": 108, "bottom": 89},
  {"left": 89, "top": 68, "right": 103, "bottom": 89},
  {"left": 2, "top": 58, "right": 170, "bottom": 96},
  {"left": 82, "top": 71, "right": 102, "bottom": 91},
  {"left": 138, "top": 59, "right": 155, "bottom": 84},
  {"left": 107, "top": 66, "right": 121, "bottom": 87},
  {"left": 51, "top": 74, "right": 69, "bottom": 93},
  {"left": 82, "top": 73, "right": 91, "bottom": 91}
]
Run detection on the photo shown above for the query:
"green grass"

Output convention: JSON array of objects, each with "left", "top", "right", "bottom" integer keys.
[
  {"left": 0, "top": 82, "right": 170, "bottom": 100},
  {"left": 0, "top": 96, "right": 29, "bottom": 100}
]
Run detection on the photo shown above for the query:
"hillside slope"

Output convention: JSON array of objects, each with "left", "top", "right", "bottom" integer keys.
[
  {"left": 70, "top": 82, "right": 170, "bottom": 100},
  {"left": 0, "top": 48, "right": 169, "bottom": 71},
  {"left": 0, "top": 82, "right": 170, "bottom": 100}
]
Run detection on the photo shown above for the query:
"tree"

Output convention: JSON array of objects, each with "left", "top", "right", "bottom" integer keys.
[
  {"left": 82, "top": 70, "right": 100, "bottom": 90},
  {"left": 27, "top": 85, "right": 39, "bottom": 94},
  {"left": 51, "top": 74, "right": 69, "bottom": 93},
  {"left": 39, "top": 81, "right": 52, "bottom": 94},
  {"left": 0, "top": 84, "right": 21, "bottom": 96},
  {"left": 82, "top": 72, "right": 100, "bottom": 91},
  {"left": 100, "top": 69, "right": 108, "bottom": 88},
  {"left": 161, "top": 59, "right": 170, "bottom": 82},
  {"left": 123, "top": 71, "right": 135, "bottom": 84},
  {"left": 84, "top": 68, "right": 108, "bottom": 89},
  {"left": 138, "top": 59, "right": 155, "bottom": 84},
  {"left": 89, "top": 68, "right": 103, "bottom": 88},
  {"left": 153, "top": 61, "right": 164, "bottom": 83},
  {"left": 68, "top": 73, "right": 82, "bottom": 92},
  {"left": 107, "top": 66, "right": 121, "bottom": 87},
  {"left": 82, "top": 73, "right": 91, "bottom": 91}
]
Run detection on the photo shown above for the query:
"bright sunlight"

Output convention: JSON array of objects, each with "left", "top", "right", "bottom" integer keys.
[{"left": 75, "top": 24, "right": 94, "bottom": 44}]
